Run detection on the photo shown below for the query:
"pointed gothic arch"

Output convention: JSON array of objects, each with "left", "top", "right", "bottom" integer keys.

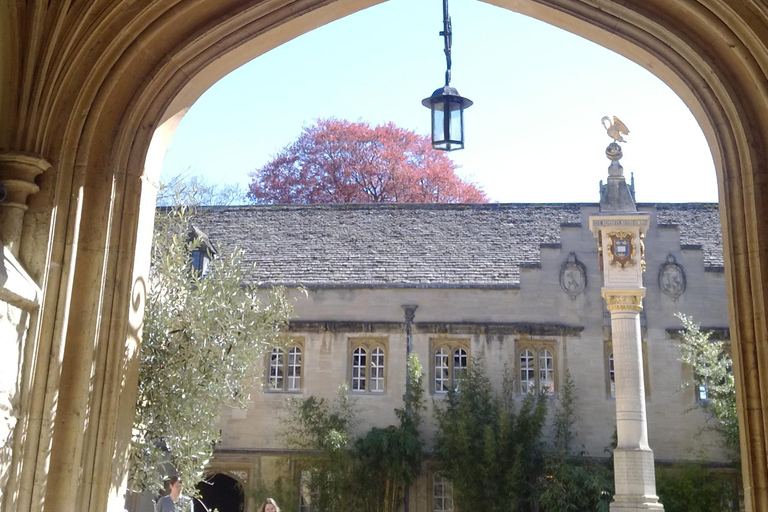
[{"left": 1, "top": 2, "right": 767, "bottom": 512}]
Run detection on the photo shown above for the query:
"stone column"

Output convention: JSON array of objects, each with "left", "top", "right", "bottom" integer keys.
[
  {"left": 605, "top": 291, "right": 663, "bottom": 511},
  {"left": 589, "top": 135, "right": 662, "bottom": 512},
  {"left": 0, "top": 151, "right": 51, "bottom": 257}
]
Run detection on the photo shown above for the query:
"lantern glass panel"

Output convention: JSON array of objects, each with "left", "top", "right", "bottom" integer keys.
[
  {"left": 450, "top": 104, "right": 463, "bottom": 144},
  {"left": 432, "top": 105, "right": 446, "bottom": 147}
]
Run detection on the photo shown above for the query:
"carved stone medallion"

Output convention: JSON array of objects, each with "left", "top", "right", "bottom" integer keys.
[
  {"left": 560, "top": 252, "right": 587, "bottom": 298},
  {"left": 659, "top": 254, "right": 686, "bottom": 299},
  {"left": 607, "top": 231, "right": 636, "bottom": 268},
  {"left": 226, "top": 470, "right": 248, "bottom": 484}
]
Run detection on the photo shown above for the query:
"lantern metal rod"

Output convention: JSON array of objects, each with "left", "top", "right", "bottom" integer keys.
[{"left": 440, "top": 0, "right": 452, "bottom": 87}]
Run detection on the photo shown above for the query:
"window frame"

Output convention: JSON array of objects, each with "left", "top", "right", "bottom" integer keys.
[
  {"left": 298, "top": 468, "right": 317, "bottom": 512},
  {"left": 348, "top": 338, "right": 388, "bottom": 394},
  {"left": 431, "top": 338, "right": 471, "bottom": 394},
  {"left": 517, "top": 337, "right": 558, "bottom": 396},
  {"left": 265, "top": 338, "right": 304, "bottom": 393},
  {"left": 431, "top": 473, "right": 454, "bottom": 512}
]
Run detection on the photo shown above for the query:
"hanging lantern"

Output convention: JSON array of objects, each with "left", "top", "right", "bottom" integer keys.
[
  {"left": 422, "top": 0, "right": 472, "bottom": 151},
  {"left": 422, "top": 85, "right": 473, "bottom": 151}
]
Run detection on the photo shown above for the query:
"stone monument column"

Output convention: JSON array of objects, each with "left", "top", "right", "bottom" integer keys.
[{"left": 589, "top": 118, "right": 663, "bottom": 511}]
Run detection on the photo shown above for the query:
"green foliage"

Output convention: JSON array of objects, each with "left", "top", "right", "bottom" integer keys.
[
  {"left": 657, "top": 465, "right": 737, "bottom": 512},
  {"left": 355, "top": 354, "right": 426, "bottom": 512},
  {"left": 395, "top": 353, "right": 427, "bottom": 431},
  {"left": 432, "top": 360, "right": 548, "bottom": 511},
  {"left": 282, "top": 387, "right": 357, "bottom": 452},
  {"left": 281, "top": 387, "right": 359, "bottom": 512},
  {"left": 539, "top": 372, "right": 613, "bottom": 512},
  {"left": 676, "top": 313, "right": 740, "bottom": 460},
  {"left": 128, "top": 201, "right": 293, "bottom": 493},
  {"left": 280, "top": 356, "right": 426, "bottom": 512},
  {"left": 245, "top": 474, "right": 299, "bottom": 512}
]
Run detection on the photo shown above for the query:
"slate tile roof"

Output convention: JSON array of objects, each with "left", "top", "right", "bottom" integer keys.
[
  {"left": 654, "top": 203, "right": 723, "bottom": 269},
  {"left": 192, "top": 203, "right": 722, "bottom": 288}
]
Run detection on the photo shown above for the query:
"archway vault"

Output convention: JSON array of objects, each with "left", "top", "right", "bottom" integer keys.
[{"left": 0, "top": 1, "right": 766, "bottom": 512}]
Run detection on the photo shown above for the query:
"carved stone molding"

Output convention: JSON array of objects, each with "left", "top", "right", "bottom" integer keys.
[
  {"left": 560, "top": 252, "right": 587, "bottom": 298},
  {"left": 604, "top": 293, "right": 644, "bottom": 311},
  {"left": 0, "top": 152, "right": 51, "bottom": 257},
  {"left": 224, "top": 469, "right": 248, "bottom": 484},
  {"left": 658, "top": 254, "right": 686, "bottom": 299}
]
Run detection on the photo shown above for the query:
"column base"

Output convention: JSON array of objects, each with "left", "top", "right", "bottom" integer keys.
[
  {"left": 610, "top": 499, "right": 665, "bottom": 511},
  {"left": 612, "top": 448, "right": 664, "bottom": 511}
]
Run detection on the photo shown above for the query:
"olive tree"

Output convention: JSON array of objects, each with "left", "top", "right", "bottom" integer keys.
[{"left": 128, "top": 198, "right": 293, "bottom": 493}]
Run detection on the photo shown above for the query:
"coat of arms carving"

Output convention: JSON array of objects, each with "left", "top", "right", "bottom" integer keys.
[
  {"left": 560, "top": 252, "right": 587, "bottom": 298},
  {"left": 607, "top": 231, "right": 636, "bottom": 268},
  {"left": 659, "top": 254, "right": 686, "bottom": 299}
]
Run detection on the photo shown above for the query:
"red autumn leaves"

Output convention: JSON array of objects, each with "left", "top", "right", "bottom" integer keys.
[{"left": 248, "top": 119, "right": 487, "bottom": 204}]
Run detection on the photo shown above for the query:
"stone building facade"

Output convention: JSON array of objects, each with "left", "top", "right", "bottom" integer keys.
[{"left": 192, "top": 200, "right": 729, "bottom": 512}]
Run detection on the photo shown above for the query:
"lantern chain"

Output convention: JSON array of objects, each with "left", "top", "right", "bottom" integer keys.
[{"left": 440, "top": 0, "right": 452, "bottom": 87}]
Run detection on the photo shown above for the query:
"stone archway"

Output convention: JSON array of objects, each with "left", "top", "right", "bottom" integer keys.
[
  {"left": 196, "top": 474, "right": 245, "bottom": 512},
  {"left": 0, "top": 2, "right": 766, "bottom": 512}
]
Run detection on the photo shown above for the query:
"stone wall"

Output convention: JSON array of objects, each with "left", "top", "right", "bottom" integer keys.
[{"left": 213, "top": 205, "right": 732, "bottom": 510}]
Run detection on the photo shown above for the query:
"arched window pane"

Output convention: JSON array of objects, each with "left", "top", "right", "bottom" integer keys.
[
  {"left": 352, "top": 347, "right": 367, "bottom": 391},
  {"left": 269, "top": 348, "right": 284, "bottom": 390},
  {"left": 453, "top": 348, "right": 468, "bottom": 391},
  {"left": 520, "top": 349, "right": 535, "bottom": 394},
  {"left": 539, "top": 349, "right": 555, "bottom": 396},
  {"left": 435, "top": 348, "right": 450, "bottom": 393},
  {"left": 287, "top": 347, "right": 302, "bottom": 391},
  {"left": 370, "top": 347, "right": 385, "bottom": 392}
]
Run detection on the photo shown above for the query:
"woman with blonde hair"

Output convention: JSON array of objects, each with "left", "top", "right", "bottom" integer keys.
[{"left": 260, "top": 498, "right": 280, "bottom": 512}]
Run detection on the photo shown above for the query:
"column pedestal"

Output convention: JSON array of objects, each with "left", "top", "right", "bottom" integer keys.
[
  {"left": 612, "top": 449, "right": 664, "bottom": 511},
  {"left": 606, "top": 292, "right": 663, "bottom": 512}
]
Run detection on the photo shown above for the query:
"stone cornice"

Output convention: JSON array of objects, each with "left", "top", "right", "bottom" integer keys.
[{"left": 287, "top": 320, "right": 583, "bottom": 337}]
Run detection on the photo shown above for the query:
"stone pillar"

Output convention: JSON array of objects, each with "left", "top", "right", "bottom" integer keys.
[
  {"left": 589, "top": 133, "right": 663, "bottom": 512},
  {"left": 605, "top": 291, "right": 663, "bottom": 511},
  {"left": 0, "top": 151, "right": 51, "bottom": 257}
]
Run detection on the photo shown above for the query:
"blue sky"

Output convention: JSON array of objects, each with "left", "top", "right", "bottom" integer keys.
[{"left": 161, "top": 0, "right": 719, "bottom": 204}]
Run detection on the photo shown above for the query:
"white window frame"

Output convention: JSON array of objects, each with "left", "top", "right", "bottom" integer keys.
[
  {"left": 520, "top": 349, "right": 535, "bottom": 394},
  {"left": 433, "top": 474, "right": 454, "bottom": 512},
  {"left": 266, "top": 342, "right": 303, "bottom": 392},
  {"left": 287, "top": 346, "right": 302, "bottom": 391},
  {"left": 370, "top": 347, "right": 385, "bottom": 392},
  {"left": 518, "top": 338, "right": 557, "bottom": 396},
  {"left": 538, "top": 349, "right": 555, "bottom": 396},
  {"left": 268, "top": 347, "right": 284, "bottom": 390},
  {"left": 432, "top": 340, "right": 470, "bottom": 394},
  {"left": 352, "top": 347, "right": 367, "bottom": 391},
  {"left": 435, "top": 348, "right": 450, "bottom": 393},
  {"left": 349, "top": 339, "right": 387, "bottom": 393}
]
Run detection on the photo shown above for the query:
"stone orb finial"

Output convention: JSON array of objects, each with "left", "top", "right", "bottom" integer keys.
[
  {"left": 606, "top": 142, "right": 624, "bottom": 177},
  {"left": 606, "top": 142, "right": 623, "bottom": 161}
]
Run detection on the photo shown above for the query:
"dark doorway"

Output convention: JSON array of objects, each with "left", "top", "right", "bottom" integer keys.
[{"left": 195, "top": 473, "right": 244, "bottom": 512}]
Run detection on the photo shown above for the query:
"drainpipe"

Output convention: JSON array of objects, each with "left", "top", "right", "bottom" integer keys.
[{"left": 401, "top": 305, "right": 418, "bottom": 512}]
